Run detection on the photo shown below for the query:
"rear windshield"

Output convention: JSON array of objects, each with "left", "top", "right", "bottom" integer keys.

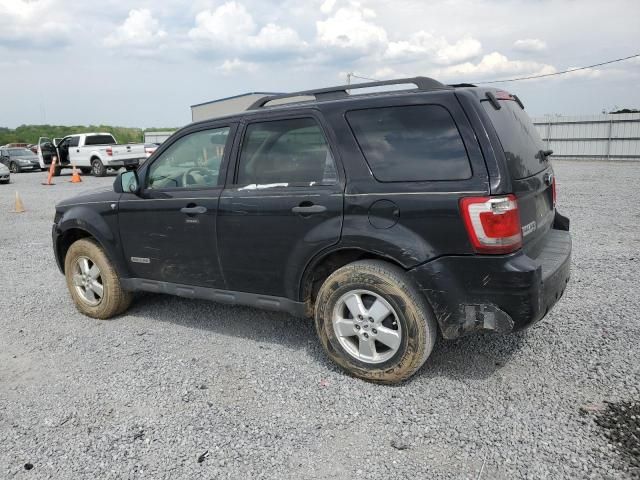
[
  {"left": 85, "top": 135, "right": 116, "bottom": 146},
  {"left": 482, "top": 99, "right": 548, "bottom": 179},
  {"left": 346, "top": 104, "right": 472, "bottom": 182}
]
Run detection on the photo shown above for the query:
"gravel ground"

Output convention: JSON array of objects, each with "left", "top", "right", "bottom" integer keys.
[{"left": 0, "top": 162, "right": 638, "bottom": 479}]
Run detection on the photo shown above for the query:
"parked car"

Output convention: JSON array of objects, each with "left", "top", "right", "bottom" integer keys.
[
  {"left": 37, "top": 133, "right": 146, "bottom": 177},
  {"left": 0, "top": 162, "right": 10, "bottom": 183},
  {"left": 144, "top": 143, "right": 159, "bottom": 159},
  {"left": 52, "top": 77, "right": 571, "bottom": 383},
  {"left": 0, "top": 147, "right": 42, "bottom": 172}
]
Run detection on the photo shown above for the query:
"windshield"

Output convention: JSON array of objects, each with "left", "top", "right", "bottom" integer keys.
[
  {"left": 9, "top": 148, "right": 35, "bottom": 157},
  {"left": 482, "top": 99, "right": 548, "bottom": 179}
]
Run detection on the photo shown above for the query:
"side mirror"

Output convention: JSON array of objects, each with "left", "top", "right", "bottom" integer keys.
[{"left": 114, "top": 170, "right": 140, "bottom": 195}]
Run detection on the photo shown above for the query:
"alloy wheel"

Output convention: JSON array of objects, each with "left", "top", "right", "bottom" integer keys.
[
  {"left": 72, "top": 256, "right": 104, "bottom": 306},
  {"left": 332, "top": 289, "right": 402, "bottom": 364}
]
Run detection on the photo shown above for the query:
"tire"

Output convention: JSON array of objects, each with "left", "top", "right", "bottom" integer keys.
[
  {"left": 315, "top": 260, "right": 437, "bottom": 384},
  {"left": 9, "top": 162, "right": 20, "bottom": 173},
  {"left": 64, "top": 238, "right": 132, "bottom": 319},
  {"left": 91, "top": 158, "right": 106, "bottom": 177}
]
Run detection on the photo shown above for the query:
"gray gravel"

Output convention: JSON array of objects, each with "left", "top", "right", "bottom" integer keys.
[{"left": 0, "top": 162, "right": 639, "bottom": 479}]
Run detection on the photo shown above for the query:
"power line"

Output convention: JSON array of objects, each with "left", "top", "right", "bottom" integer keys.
[
  {"left": 474, "top": 53, "right": 640, "bottom": 84},
  {"left": 346, "top": 53, "right": 640, "bottom": 86},
  {"left": 350, "top": 73, "right": 381, "bottom": 82}
]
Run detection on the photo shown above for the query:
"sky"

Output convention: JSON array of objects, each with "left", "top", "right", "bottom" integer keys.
[{"left": 1, "top": 0, "right": 639, "bottom": 128}]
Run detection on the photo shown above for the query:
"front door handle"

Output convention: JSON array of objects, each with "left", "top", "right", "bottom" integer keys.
[
  {"left": 292, "top": 204, "right": 327, "bottom": 215},
  {"left": 180, "top": 205, "right": 207, "bottom": 215}
]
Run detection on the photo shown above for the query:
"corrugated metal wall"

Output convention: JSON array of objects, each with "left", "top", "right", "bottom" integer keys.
[{"left": 532, "top": 113, "right": 640, "bottom": 160}]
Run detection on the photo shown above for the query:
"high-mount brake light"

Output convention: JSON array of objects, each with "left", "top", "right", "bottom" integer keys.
[
  {"left": 460, "top": 195, "right": 522, "bottom": 254},
  {"left": 494, "top": 90, "right": 514, "bottom": 100}
]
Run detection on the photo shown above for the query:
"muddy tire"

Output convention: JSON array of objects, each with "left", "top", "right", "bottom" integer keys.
[
  {"left": 315, "top": 260, "right": 437, "bottom": 384},
  {"left": 64, "top": 238, "right": 132, "bottom": 319}
]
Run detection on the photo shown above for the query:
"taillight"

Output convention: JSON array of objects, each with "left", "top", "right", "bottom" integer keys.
[
  {"left": 106, "top": 147, "right": 113, "bottom": 156},
  {"left": 551, "top": 176, "right": 557, "bottom": 208},
  {"left": 460, "top": 195, "right": 522, "bottom": 254}
]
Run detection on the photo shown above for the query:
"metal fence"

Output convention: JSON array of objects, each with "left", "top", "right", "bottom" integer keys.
[{"left": 532, "top": 113, "right": 640, "bottom": 161}]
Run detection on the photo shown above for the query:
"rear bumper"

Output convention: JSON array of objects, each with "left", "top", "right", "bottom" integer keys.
[
  {"left": 107, "top": 158, "right": 143, "bottom": 168},
  {"left": 408, "top": 213, "right": 571, "bottom": 339}
]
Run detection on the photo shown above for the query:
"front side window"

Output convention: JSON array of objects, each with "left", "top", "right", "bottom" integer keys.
[
  {"left": 346, "top": 104, "right": 472, "bottom": 182},
  {"left": 147, "top": 127, "right": 230, "bottom": 189},
  {"left": 236, "top": 118, "right": 337, "bottom": 186},
  {"left": 68, "top": 137, "right": 80, "bottom": 147}
]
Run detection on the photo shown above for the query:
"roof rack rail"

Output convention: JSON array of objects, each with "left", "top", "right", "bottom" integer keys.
[{"left": 247, "top": 76, "right": 450, "bottom": 110}]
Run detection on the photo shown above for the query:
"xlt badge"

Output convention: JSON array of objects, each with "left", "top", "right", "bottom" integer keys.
[{"left": 522, "top": 221, "right": 537, "bottom": 237}]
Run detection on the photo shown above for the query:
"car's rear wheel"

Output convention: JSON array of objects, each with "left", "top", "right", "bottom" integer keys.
[
  {"left": 92, "top": 158, "right": 106, "bottom": 177},
  {"left": 315, "top": 260, "right": 437, "bottom": 383},
  {"left": 64, "top": 238, "right": 132, "bottom": 319},
  {"left": 9, "top": 162, "right": 20, "bottom": 173}
]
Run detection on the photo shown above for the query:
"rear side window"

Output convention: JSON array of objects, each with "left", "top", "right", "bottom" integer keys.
[
  {"left": 346, "top": 105, "right": 472, "bottom": 182},
  {"left": 482, "top": 99, "right": 548, "bottom": 179},
  {"left": 85, "top": 135, "right": 116, "bottom": 146},
  {"left": 236, "top": 118, "right": 337, "bottom": 186}
]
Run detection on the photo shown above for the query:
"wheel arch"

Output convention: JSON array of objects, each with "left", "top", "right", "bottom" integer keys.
[
  {"left": 55, "top": 209, "right": 128, "bottom": 277},
  {"left": 299, "top": 247, "right": 408, "bottom": 316}
]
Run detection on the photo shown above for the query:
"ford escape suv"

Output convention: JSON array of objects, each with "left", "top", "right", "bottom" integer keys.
[{"left": 52, "top": 77, "right": 571, "bottom": 383}]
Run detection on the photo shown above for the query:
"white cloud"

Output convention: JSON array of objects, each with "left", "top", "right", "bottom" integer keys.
[
  {"left": 386, "top": 32, "right": 482, "bottom": 65},
  {"left": 189, "top": 2, "right": 256, "bottom": 46},
  {"left": 247, "top": 23, "right": 306, "bottom": 52},
  {"left": 104, "top": 9, "right": 167, "bottom": 53},
  {"left": 513, "top": 38, "right": 547, "bottom": 52},
  {"left": 219, "top": 58, "right": 258, "bottom": 74},
  {"left": 441, "top": 52, "right": 556, "bottom": 81},
  {"left": 189, "top": 2, "right": 304, "bottom": 58},
  {"left": 320, "top": 0, "right": 337, "bottom": 14},
  {"left": 316, "top": 6, "right": 388, "bottom": 53},
  {"left": 0, "top": 0, "right": 72, "bottom": 47}
]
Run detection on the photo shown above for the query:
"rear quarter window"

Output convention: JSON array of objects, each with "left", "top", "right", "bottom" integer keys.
[
  {"left": 482, "top": 99, "right": 548, "bottom": 179},
  {"left": 85, "top": 135, "right": 116, "bottom": 146},
  {"left": 346, "top": 104, "right": 472, "bottom": 182}
]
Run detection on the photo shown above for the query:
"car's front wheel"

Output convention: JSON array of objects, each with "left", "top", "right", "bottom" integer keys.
[
  {"left": 315, "top": 260, "right": 437, "bottom": 383},
  {"left": 9, "top": 162, "right": 20, "bottom": 173},
  {"left": 64, "top": 238, "right": 132, "bottom": 319}
]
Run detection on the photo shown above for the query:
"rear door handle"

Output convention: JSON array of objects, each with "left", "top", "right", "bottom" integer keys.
[
  {"left": 180, "top": 205, "right": 207, "bottom": 215},
  {"left": 292, "top": 204, "right": 327, "bottom": 214}
]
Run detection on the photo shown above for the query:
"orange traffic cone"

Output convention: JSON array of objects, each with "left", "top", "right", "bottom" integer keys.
[
  {"left": 13, "top": 191, "right": 25, "bottom": 213},
  {"left": 42, "top": 156, "right": 57, "bottom": 186},
  {"left": 70, "top": 163, "right": 82, "bottom": 183}
]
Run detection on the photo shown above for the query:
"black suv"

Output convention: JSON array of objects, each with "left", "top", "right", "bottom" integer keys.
[{"left": 52, "top": 77, "right": 571, "bottom": 383}]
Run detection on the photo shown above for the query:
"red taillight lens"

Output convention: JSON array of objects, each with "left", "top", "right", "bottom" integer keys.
[
  {"left": 460, "top": 195, "right": 522, "bottom": 254},
  {"left": 551, "top": 176, "right": 557, "bottom": 208},
  {"left": 106, "top": 147, "right": 113, "bottom": 156}
]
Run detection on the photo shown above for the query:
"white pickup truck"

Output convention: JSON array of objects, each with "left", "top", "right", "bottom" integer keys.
[{"left": 37, "top": 133, "right": 146, "bottom": 177}]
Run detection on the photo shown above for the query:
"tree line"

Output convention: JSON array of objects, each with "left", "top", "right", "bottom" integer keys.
[{"left": 0, "top": 125, "right": 179, "bottom": 145}]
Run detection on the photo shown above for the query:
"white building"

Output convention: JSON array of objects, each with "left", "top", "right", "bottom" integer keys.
[{"left": 190, "top": 92, "right": 280, "bottom": 122}]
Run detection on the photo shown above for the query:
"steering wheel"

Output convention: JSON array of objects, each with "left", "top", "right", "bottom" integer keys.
[{"left": 182, "top": 167, "right": 217, "bottom": 187}]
